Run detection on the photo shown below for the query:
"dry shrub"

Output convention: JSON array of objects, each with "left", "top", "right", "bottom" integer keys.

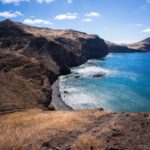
[
  {"left": 71, "top": 135, "right": 102, "bottom": 150},
  {"left": 0, "top": 109, "right": 91, "bottom": 150}
]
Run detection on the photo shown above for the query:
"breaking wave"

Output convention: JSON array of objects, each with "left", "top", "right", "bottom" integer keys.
[
  {"left": 59, "top": 53, "right": 150, "bottom": 112},
  {"left": 72, "top": 66, "right": 118, "bottom": 77}
]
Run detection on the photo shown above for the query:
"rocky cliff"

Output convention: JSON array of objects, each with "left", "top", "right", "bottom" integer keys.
[
  {"left": 106, "top": 39, "right": 150, "bottom": 53},
  {"left": 0, "top": 19, "right": 108, "bottom": 113},
  {"left": 127, "top": 38, "right": 150, "bottom": 51}
]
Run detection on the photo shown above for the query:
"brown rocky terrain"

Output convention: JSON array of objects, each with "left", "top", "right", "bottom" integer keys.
[
  {"left": 106, "top": 39, "right": 150, "bottom": 53},
  {"left": 0, "top": 19, "right": 108, "bottom": 113},
  {"left": 0, "top": 109, "right": 150, "bottom": 150},
  {"left": 127, "top": 38, "right": 150, "bottom": 51}
]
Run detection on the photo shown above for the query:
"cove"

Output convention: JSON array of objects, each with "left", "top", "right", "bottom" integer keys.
[{"left": 59, "top": 52, "right": 150, "bottom": 112}]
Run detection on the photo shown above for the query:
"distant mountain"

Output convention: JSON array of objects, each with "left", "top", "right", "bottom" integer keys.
[
  {"left": 106, "top": 38, "right": 150, "bottom": 53},
  {"left": 0, "top": 19, "right": 108, "bottom": 113},
  {"left": 127, "top": 38, "right": 150, "bottom": 51}
]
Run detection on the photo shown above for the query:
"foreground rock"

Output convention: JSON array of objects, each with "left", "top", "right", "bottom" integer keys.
[
  {"left": 0, "top": 109, "right": 150, "bottom": 150},
  {"left": 0, "top": 19, "right": 108, "bottom": 113}
]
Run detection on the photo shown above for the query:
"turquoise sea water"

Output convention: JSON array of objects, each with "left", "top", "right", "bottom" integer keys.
[{"left": 59, "top": 53, "right": 150, "bottom": 112}]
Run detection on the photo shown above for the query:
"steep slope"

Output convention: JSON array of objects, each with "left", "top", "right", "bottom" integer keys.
[
  {"left": 127, "top": 38, "right": 150, "bottom": 51},
  {"left": 0, "top": 19, "right": 108, "bottom": 113},
  {"left": 106, "top": 39, "right": 149, "bottom": 53}
]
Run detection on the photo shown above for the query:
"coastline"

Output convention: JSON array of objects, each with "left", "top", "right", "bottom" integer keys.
[{"left": 51, "top": 79, "right": 73, "bottom": 110}]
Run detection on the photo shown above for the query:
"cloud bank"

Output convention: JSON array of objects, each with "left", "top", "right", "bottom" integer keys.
[
  {"left": 0, "top": 11, "right": 23, "bottom": 18},
  {"left": 24, "top": 18, "right": 53, "bottom": 25}
]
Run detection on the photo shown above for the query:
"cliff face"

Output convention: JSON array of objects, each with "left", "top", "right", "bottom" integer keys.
[
  {"left": 127, "top": 38, "right": 150, "bottom": 51},
  {"left": 0, "top": 19, "right": 108, "bottom": 113},
  {"left": 106, "top": 39, "right": 150, "bottom": 53}
]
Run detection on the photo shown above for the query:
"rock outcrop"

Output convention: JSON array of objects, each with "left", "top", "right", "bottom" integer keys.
[{"left": 0, "top": 19, "right": 108, "bottom": 113}]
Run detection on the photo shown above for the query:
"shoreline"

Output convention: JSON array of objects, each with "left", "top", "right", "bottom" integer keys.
[
  {"left": 51, "top": 79, "right": 73, "bottom": 110},
  {"left": 51, "top": 78, "right": 105, "bottom": 112}
]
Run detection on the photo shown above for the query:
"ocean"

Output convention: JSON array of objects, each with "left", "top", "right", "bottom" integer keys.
[{"left": 59, "top": 52, "right": 150, "bottom": 112}]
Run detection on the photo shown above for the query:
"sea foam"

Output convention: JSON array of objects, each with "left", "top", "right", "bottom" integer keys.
[
  {"left": 72, "top": 66, "right": 118, "bottom": 77},
  {"left": 59, "top": 53, "right": 150, "bottom": 112}
]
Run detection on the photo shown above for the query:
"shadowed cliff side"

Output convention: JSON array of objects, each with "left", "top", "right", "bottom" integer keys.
[{"left": 0, "top": 19, "right": 108, "bottom": 113}]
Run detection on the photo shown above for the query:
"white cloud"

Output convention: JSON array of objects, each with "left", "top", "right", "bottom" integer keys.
[
  {"left": 37, "top": 0, "right": 54, "bottom": 3},
  {"left": 142, "top": 28, "right": 150, "bottom": 33},
  {"left": 0, "top": 0, "right": 29, "bottom": 5},
  {"left": 0, "top": 11, "right": 23, "bottom": 18},
  {"left": 85, "top": 12, "right": 100, "bottom": 17},
  {"left": 24, "top": 18, "right": 53, "bottom": 25},
  {"left": 54, "top": 13, "right": 77, "bottom": 20},
  {"left": 67, "top": 0, "right": 72, "bottom": 3},
  {"left": 82, "top": 18, "right": 92, "bottom": 22}
]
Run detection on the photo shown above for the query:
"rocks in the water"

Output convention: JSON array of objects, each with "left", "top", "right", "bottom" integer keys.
[
  {"left": 57, "top": 94, "right": 61, "bottom": 98},
  {"left": 74, "top": 73, "right": 79, "bottom": 75},
  {"left": 75, "top": 75, "right": 80, "bottom": 79},
  {"left": 64, "top": 91, "right": 69, "bottom": 94},
  {"left": 93, "top": 74, "right": 106, "bottom": 78}
]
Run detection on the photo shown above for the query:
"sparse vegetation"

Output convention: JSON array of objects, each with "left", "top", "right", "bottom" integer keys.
[
  {"left": 71, "top": 135, "right": 102, "bottom": 150},
  {"left": 0, "top": 109, "right": 150, "bottom": 150},
  {"left": 0, "top": 109, "right": 98, "bottom": 150}
]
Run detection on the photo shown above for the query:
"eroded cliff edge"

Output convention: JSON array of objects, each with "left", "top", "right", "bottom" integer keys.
[{"left": 0, "top": 19, "right": 108, "bottom": 113}]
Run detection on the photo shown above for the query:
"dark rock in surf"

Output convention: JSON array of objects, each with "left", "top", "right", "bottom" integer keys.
[
  {"left": 64, "top": 91, "right": 69, "bottom": 94},
  {"left": 75, "top": 75, "right": 80, "bottom": 79},
  {"left": 93, "top": 74, "right": 106, "bottom": 78}
]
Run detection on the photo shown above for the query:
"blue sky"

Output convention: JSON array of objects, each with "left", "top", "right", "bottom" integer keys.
[{"left": 0, "top": 0, "right": 150, "bottom": 43}]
